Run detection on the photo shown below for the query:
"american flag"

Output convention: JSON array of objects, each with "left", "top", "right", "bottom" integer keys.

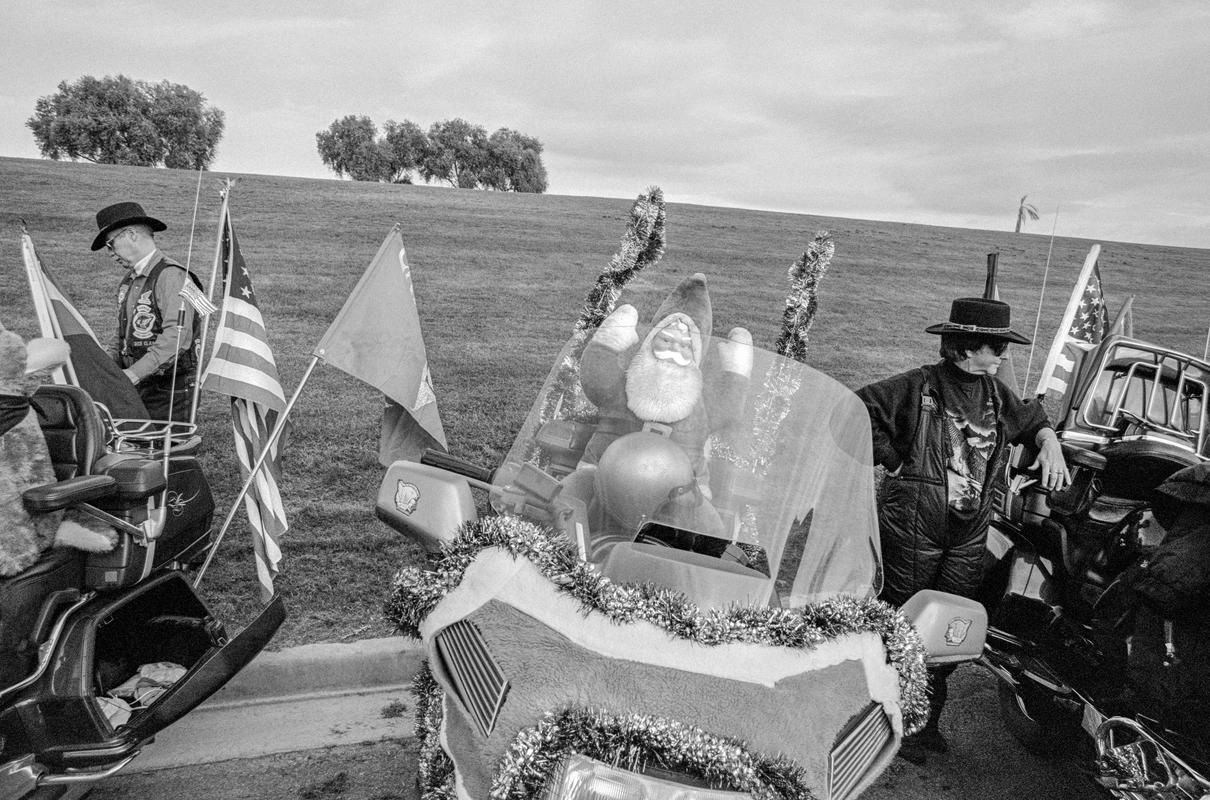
[
  {"left": 200, "top": 205, "right": 289, "bottom": 602},
  {"left": 1034, "top": 245, "right": 1110, "bottom": 404}
]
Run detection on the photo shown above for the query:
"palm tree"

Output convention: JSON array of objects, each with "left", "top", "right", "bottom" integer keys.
[{"left": 1015, "top": 195, "right": 1039, "bottom": 233}]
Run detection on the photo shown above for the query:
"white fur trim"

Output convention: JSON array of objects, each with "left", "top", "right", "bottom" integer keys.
[
  {"left": 54, "top": 519, "right": 116, "bottom": 553},
  {"left": 422, "top": 548, "right": 903, "bottom": 731}
]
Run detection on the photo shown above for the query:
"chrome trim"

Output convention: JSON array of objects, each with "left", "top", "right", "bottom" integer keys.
[
  {"left": 0, "top": 591, "right": 96, "bottom": 704},
  {"left": 37, "top": 752, "right": 139, "bottom": 785}
]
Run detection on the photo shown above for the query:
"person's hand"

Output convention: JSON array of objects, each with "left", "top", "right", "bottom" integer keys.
[
  {"left": 593, "top": 304, "right": 639, "bottom": 352},
  {"left": 1030, "top": 428, "right": 1070, "bottom": 491},
  {"left": 716, "top": 327, "right": 753, "bottom": 376},
  {"left": 123, "top": 368, "right": 139, "bottom": 385}
]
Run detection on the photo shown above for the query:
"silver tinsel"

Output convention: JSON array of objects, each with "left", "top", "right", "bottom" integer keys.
[
  {"left": 491, "top": 707, "right": 816, "bottom": 800},
  {"left": 533, "top": 186, "right": 667, "bottom": 439}
]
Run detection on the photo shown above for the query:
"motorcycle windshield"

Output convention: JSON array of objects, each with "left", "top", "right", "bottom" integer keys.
[{"left": 495, "top": 330, "right": 882, "bottom": 605}]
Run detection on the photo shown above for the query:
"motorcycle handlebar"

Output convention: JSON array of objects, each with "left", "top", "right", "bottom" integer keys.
[{"left": 420, "top": 448, "right": 496, "bottom": 485}]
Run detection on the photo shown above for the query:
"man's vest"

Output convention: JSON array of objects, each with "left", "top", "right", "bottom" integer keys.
[{"left": 117, "top": 257, "right": 202, "bottom": 383}]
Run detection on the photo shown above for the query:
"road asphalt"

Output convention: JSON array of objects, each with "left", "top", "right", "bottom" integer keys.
[{"left": 124, "top": 636, "right": 428, "bottom": 772}]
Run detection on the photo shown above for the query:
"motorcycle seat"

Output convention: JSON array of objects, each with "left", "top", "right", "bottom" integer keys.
[{"left": 31, "top": 384, "right": 107, "bottom": 480}]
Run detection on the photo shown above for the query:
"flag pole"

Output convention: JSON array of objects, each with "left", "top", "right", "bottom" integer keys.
[
  {"left": 192, "top": 354, "right": 319, "bottom": 590},
  {"left": 1024, "top": 206, "right": 1059, "bottom": 393},
  {"left": 190, "top": 180, "right": 233, "bottom": 424},
  {"left": 1203, "top": 326, "right": 1209, "bottom": 361}
]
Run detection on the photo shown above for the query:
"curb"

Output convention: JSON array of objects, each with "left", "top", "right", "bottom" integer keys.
[{"left": 207, "top": 635, "right": 428, "bottom": 705}]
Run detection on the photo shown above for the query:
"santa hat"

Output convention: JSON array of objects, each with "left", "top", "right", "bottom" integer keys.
[{"left": 651, "top": 272, "right": 713, "bottom": 343}]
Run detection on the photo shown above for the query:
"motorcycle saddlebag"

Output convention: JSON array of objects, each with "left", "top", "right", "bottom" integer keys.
[
  {"left": 0, "top": 549, "right": 83, "bottom": 689},
  {"left": 84, "top": 455, "right": 215, "bottom": 589},
  {"left": 0, "top": 570, "right": 284, "bottom": 769}
]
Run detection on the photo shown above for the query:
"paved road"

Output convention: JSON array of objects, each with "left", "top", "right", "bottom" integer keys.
[{"left": 89, "top": 664, "right": 1106, "bottom": 800}]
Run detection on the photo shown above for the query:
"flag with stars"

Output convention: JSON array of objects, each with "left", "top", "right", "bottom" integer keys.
[
  {"left": 201, "top": 205, "right": 289, "bottom": 603},
  {"left": 1033, "top": 244, "right": 1110, "bottom": 407}
]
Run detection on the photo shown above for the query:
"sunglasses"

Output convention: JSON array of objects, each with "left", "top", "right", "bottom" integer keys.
[
  {"left": 105, "top": 228, "right": 132, "bottom": 252},
  {"left": 989, "top": 342, "right": 1008, "bottom": 356}
]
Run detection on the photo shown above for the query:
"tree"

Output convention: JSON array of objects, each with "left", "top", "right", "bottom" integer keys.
[
  {"left": 27, "top": 74, "right": 224, "bottom": 168},
  {"left": 1015, "top": 195, "right": 1040, "bottom": 233},
  {"left": 147, "top": 80, "right": 225, "bottom": 169},
  {"left": 380, "top": 119, "right": 429, "bottom": 184},
  {"left": 421, "top": 119, "right": 489, "bottom": 188},
  {"left": 483, "top": 128, "right": 548, "bottom": 193},
  {"left": 315, "top": 115, "right": 388, "bottom": 181}
]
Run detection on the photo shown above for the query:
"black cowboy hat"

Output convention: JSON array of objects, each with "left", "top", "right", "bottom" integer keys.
[
  {"left": 90, "top": 201, "right": 167, "bottom": 251},
  {"left": 925, "top": 297, "right": 1031, "bottom": 345}
]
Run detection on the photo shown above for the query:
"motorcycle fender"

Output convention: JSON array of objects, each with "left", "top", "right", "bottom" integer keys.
[
  {"left": 902, "top": 589, "right": 988, "bottom": 664},
  {"left": 375, "top": 462, "right": 477, "bottom": 550}
]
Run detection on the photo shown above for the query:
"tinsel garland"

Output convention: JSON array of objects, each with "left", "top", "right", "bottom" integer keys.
[
  {"left": 775, "top": 233, "right": 834, "bottom": 364},
  {"left": 385, "top": 514, "right": 929, "bottom": 717},
  {"left": 492, "top": 707, "right": 815, "bottom": 800},
  {"left": 411, "top": 662, "right": 456, "bottom": 800},
  {"left": 534, "top": 186, "right": 667, "bottom": 434}
]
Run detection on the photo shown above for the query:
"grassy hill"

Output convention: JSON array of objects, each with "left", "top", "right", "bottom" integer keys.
[{"left": 2, "top": 156, "right": 1207, "bottom": 647}]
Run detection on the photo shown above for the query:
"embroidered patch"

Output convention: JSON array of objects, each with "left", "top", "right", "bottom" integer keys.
[{"left": 132, "top": 291, "right": 156, "bottom": 339}]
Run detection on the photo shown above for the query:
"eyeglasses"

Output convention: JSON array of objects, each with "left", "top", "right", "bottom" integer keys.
[
  {"left": 990, "top": 342, "right": 1008, "bottom": 356},
  {"left": 105, "top": 228, "right": 132, "bottom": 252}
]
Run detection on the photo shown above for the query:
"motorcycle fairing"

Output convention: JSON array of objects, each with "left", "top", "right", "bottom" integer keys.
[{"left": 421, "top": 547, "right": 903, "bottom": 800}]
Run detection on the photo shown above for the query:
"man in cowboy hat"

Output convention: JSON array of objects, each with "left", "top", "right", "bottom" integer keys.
[
  {"left": 91, "top": 201, "right": 202, "bottom": 422},
  {"left": 857, "top": 296, "right": 1070, "bottom": 761}
]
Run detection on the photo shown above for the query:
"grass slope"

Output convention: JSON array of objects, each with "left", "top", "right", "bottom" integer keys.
[{"left": 1, "top": 156, "right": 1207, "bottom": 647}]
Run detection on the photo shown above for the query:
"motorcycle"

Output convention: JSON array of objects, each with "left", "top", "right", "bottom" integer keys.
[
  {"left": 980, "top": 333, "right": 1210, "bottom": 799},
  {"left": 0, "top": 386, "right": 284, "bottom": 800},
  {"left": 378, "top": 304, "right": 990, "bottom": 800}
]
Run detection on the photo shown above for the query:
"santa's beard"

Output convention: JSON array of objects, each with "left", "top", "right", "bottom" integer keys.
[{"left": 625, "top": 348, "right": 703, "bottom": 423}]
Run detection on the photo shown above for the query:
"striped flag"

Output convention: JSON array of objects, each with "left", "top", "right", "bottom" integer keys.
[
  {"left": 1033, "top": 244, "right": 1110, "bottom": 407},
  {"left": 200, "top": 206, "right": 288, "bottom": 602}
]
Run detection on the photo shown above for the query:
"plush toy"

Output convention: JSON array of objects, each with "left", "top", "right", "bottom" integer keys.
[
  {"left": 578, "top": 272, "right": 753, "bottom": 486},
  {"left": 0, "top": 322, "right": 116, "bottom": 577}
]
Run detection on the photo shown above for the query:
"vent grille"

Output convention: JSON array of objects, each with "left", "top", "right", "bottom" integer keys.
[
  {"left": 434, "top": 619, "right": 509, "bottom": 737},
  {"left": 828, "top": 702, "right": 892, "bottom": 800}
]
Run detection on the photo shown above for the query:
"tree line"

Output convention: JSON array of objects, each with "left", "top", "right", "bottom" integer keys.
[
  {"left": 25, "top": 74, "right": 548, "bottom": 194},
  {"left": 315, "top": 115, "right": 547, "bottom": 193}
]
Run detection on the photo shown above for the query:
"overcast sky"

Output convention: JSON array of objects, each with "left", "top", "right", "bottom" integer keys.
[{"left": 3, "top": 1, "right": 1208, "bottom": 248}]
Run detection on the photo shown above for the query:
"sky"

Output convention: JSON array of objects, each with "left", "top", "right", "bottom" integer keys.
[{"left": 3, "top": 1, "right": 1209, "bottom": 249}]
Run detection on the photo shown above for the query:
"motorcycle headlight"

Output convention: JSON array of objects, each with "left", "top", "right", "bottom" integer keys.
[{"left": 543, "top": 754, "right": 753, "bottom": 800}]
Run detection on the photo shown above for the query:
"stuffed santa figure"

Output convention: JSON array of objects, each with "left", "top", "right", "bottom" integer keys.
[{"left": 578, "top": 272, "right": 753, "bottom": 490}]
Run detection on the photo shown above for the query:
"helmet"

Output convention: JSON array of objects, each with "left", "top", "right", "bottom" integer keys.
[{"left": 594, "top": 432, "right": 695, "bottom": 533}]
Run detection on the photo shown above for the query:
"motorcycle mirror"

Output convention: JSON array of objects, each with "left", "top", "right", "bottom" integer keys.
[{"left": 901, "top": 589, "right": 988, "bottom": 664}]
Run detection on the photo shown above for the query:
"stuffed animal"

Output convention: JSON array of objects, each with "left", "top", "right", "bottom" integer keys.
[
  {"left": 578, "top": 272, "right": 753, "bottom": 485},
  {"left": 0, "top": 322, "right": 116, "bottom": 577}
]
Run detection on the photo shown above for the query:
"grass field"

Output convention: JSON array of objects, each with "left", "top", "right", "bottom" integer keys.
[{"left": 1, "top": 155, "right": 1207, "bottom": 647}]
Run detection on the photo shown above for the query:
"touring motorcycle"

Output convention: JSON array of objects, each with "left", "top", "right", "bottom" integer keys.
[
  {"left": 377, "top": 312, "right": 990, "bottom": 800},
  {"left": 980, "top": 333, "right": 1210, "bottom": 799},
  {"left": 0, "top": 388, "right": 284, "bottom": 800}
]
